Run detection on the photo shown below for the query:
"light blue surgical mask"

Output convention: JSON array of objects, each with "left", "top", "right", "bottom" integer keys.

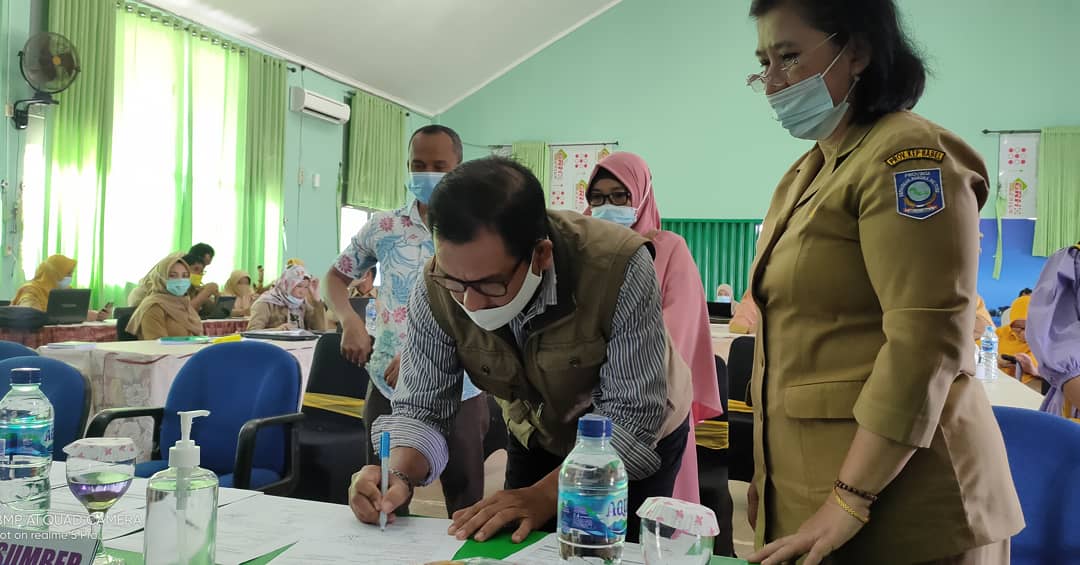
[
  {"left": 717, "top": 295, "right": 732, "bottom": 304},
  {"left": 408, "top": 172, "right": 446, "bottom": 204},
  {"left": 767, "top": 44, "right": 855, "bottom": 140},
  {"left": 285, "top": 294, "right": 305, "bottom": 307},
  {"left": 57, "top": 276, "right": 72, "bottom": 289},
  {"left": 166, "top": 278, "right": 191, "bottom": 297},
  {"left": 591, "top": 204, "right": 637, "bottom": 227}
]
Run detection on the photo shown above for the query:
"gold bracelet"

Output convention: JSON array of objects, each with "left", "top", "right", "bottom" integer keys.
[{"left": 833, "top": 488, "right": 870, "bottom": 524}]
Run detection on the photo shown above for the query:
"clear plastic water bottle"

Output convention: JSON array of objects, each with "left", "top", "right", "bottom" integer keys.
[
  {"left": 0, "top": 368, "right": 53, "bottom": 527},
  {"left": 558, "top": 414, "right": 628, "bottom": 564},
  {"left": 365, "top": 300, "right": 378, "bottom": 335},
  {"left": 977, "top": 325, "right": 999, "bottom": 382}
]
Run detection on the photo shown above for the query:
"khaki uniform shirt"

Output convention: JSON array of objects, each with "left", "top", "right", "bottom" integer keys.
[
  {"left": 750, "top": 111, "right": 1023, "bottom": 563},
  {"left": 247, "top": 300, "right": 327, "bottom": 331}
]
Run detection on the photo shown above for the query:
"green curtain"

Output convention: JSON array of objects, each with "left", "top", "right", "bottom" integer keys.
[
  {"left": 344, "top": 91, "right": 406, "bottom": 210},
  {"left": 1032, "top": 127, "right": 1080, "bottom": 256},
  {"left": 660, "top": 219, "right": 760, "bottom": 299},
  {"left": 238, "top": 52, "right": 286, "bottom": 278},
  {"left": 42, "top": 0, "right": 116, "bottom": 305},
  {"left": 511, "top": 141, "right": 550, "bottom": 199},
  {"left": 31, "top": 1, "right": 255, "bottom": 307}
]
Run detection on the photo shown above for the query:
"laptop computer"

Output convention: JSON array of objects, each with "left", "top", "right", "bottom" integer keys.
[
  {"left": 707, "top": 301, "right": 733, "bottom": 324},
  {"left": 47, "top": 289, "right": 92, "bottom": 325},
  {"left": 217, "top": 296, "right": 237, "bottom": 314}
]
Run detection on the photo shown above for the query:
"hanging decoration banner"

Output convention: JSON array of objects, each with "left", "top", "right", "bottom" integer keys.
[
  {"left": 998, "top": 133, "right": 1039, "bottom": 218},
  {"left": 548, "top": 144, "right": 614, "bottom": 213}
]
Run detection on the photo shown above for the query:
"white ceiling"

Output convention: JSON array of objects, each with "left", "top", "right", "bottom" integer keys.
[{"left": 145, "top": 0, "right": 622, "bottom": 115}]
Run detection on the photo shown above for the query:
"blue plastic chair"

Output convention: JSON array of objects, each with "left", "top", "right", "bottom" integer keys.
[
  {"left": 87, "top": 341, "right": 304, "bottom": 494},
  {"left": 0, "top": 341, "right": 38, "bottom": 361},
  {"left": 0, "top": 356, "right": 90, "bottom": 462},
  {"left": 993, "top": 406, "right": 1080, "bottom": 564}
]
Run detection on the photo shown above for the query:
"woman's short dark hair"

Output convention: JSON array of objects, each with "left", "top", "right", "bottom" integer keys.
[
  {"left": 428, "top": 156, "right": 547, "bottom": 262},
  {"left": 750, "top": 0, "right": 927, "bottom": 124}
]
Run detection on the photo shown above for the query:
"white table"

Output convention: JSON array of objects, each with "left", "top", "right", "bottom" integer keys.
[
  {"left": 40, "top": 339, "right": 317, "bottom": 461},
  {"left": 981, "top": 369, "right": 1044, "bottom": 411},
  {"left": 711, "top": 323, "right": 738, "bottom": 361}
]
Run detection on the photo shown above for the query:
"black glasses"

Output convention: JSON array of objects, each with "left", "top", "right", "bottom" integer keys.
[
  {"left": 428, "top": 257, "right": 526, "bottom": 298},
  {"left": 586, "top": 191, "right": 632, "bottom": 207}
]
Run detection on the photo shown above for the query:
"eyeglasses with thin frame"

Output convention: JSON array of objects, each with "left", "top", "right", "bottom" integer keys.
[
  {"left": 427, "top": 256, "right": 527, "bottom": 298},
  {"left": 746, "top": 32, "right": 838, "bottom": 93},
  {"left": 586, "top": 191, "right": 632, "bottom": 207}
]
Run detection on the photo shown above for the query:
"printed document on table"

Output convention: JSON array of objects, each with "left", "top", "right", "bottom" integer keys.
[{"left": 272, "top": 515, "right": 467, "bottom": 564}]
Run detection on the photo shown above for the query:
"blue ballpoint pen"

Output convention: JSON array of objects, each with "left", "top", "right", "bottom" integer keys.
[{"left": 379, "top": 431, "right": 390, "bottom": 531}]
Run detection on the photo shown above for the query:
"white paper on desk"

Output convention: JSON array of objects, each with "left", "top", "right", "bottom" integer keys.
[
  {"left": 508, "top": 533, "right": 645, "bottom": 565},
  {"left": 272, "top": 515, "right": 466, "bottom": 565}
]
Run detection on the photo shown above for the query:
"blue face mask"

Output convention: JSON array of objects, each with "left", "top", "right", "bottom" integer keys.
[
  {"left": 166, "top": 278, "right": 191, "bottom": 297},
  {"left": 591, "top": 204, "right": 637, "bottom": 227},
  {"left": 408, "top": 172, "right": 446, "bottom": 204},
  {"left": 285, "top": 294, "right": 305, "bottom": 307},
  {"left": 717, "top": 295, "right": 732, "bottom": 304},
  {"left": 767, "top": 45, "right": 855, "bottom": 140}
]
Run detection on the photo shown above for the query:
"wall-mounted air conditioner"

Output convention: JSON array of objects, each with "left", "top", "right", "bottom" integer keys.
[{"left": 289, "top": 86, "right": 350, "bottom": 125}]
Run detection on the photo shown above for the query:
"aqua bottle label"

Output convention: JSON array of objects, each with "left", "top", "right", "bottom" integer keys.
[{"left": 558, "top": 486, "right": 629, "bottom": 540}]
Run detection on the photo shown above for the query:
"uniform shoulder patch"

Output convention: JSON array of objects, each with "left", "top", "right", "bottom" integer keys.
[
  {"left": 884, "top": 147, "right": 946, "bottom": 167},
  {"left": 895, "top": 168, "right": 945, "bottom": 220}
]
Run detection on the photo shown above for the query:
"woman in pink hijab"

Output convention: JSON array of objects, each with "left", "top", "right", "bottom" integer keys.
[{"left": 586, "top": 151, "right": 724, "bottom": 504}]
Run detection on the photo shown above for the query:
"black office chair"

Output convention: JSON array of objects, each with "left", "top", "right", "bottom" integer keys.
[
  {"left": 114, "top": 307, "right": 137, "bottom": 341},
  {"left": 293, "top": 333, "right": 371, "bottom": 504},
  {"left": 727, "top": 336, "right": 755, "bottom": 404},
  {"left": 696, "top": 355, "right": 735, "bottom": 556}
]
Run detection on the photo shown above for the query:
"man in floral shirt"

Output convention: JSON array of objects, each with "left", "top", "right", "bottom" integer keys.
[{"left": 326, "top": 125, "right": 488, "bottom": 516}]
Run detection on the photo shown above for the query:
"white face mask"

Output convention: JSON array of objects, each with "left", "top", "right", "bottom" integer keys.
[
  {"left": 767, "top": 44, "right": 855, "bottom": 140},
  {"left": 57, "top": 276, "right": 72, "bottom": 289},
  {"left": 456, "top": 254, "right": 543, "bottom": 331}
]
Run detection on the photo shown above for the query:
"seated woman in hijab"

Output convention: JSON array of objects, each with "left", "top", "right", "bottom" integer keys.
[
  {"left": 1027, "top": 243, "right": 1080, "bottom": 420},
  {"left": 586, "top": 151, "right": 723, "bottom": 509},
  {"left": 715, "top": 283, "right": 737, "bottom": 305},
  {"left": 247, "top": 265, "right": 327, "bottom": 331},
  {"left": 125, "top": 253, "right": 204, "bottom": 340},
  {"left": 221, "top": 270, "right": 256, "bottom": 317},
  {"left": 14, "top": 254, "right": 111, "bottom": 321},
  {"left": 996, "top": 295, "right": 1043, "bottom": 391}
]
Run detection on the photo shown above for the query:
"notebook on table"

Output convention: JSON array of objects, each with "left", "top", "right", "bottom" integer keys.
[{"left": 241, "top": 329, "right": 319, "bottom": 341}]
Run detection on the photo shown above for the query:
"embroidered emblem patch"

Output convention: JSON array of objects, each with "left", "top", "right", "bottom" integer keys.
[
  {"left": 884, "top": 148, "right": 946, "bottom": 167},
  {"left": 895, "top": 168, "right": 945, "bottom": 220}
]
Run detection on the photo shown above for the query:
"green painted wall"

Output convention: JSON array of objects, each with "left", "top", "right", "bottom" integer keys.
[
  {"left": 440, "top": 0, "right": 1080, "bottom": 220},
  {"left": 283, "top": 68, "right": 431, "bottom": 280}
]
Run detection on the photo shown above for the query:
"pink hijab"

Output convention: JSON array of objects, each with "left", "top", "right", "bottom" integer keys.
[{"left": 587, "top": 152, "right": 723, "bottom": 503}]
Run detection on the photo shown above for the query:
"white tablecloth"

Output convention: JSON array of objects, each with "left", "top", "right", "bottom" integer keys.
[
  {"left": 710, "top": 323, "right": 738, "bottom": 361},
  {"left": 981, "top": 369, "right": 1044, "bottom": 411},
  {"left": 39, "top": 339, "right": 316, "bottom": 461}
]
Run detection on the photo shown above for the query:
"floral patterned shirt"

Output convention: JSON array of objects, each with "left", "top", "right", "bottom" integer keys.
[{"left": 335, "top": 201, "right": 480, "bottom": 400}]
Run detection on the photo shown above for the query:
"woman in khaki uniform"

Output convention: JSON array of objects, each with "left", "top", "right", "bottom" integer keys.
[
  {"left": 247, "top": 264, "right": 327, "bottom": 331},
  {"left": 745, "top": 1, "right": 1023, "bottom": 564},
  {"left": 126, "top": 253, "right": 204, "bottom": 341}
]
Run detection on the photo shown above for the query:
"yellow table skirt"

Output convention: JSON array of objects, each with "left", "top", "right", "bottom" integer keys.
[
  {"left": 302, "top": 392, "right": 365, "bottom": 419},
  {"left": 696, "top": 419, "right": 729, "bottom": 450}
]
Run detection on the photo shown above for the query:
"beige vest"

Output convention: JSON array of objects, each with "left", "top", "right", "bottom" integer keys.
[{"left": 426, "top": 210, "right": 691, "bottom": 456}]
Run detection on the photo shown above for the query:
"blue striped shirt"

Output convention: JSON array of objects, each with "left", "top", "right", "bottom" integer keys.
[{"left": 372, "top": 246, "right": 668, "bottom": 483}]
